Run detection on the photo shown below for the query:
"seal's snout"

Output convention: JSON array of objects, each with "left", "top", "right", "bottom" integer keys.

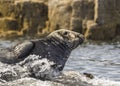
[{"left": 78, "top": 34, "right": 85, "bottom": 44}]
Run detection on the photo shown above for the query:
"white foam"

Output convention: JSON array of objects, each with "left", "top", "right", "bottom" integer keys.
[
  {"left": 88, "top": 77, "right": 120, "bottom": 86},
  {"left": 81, "top": 74, "right": 120, "bottom": 86},
  {"left": 26, "top": 55, "right": 60, "bottom": 79},
  {"left": 30, "top": 81, "right": 51, "bottom": 86},
  {"left": 5, "top": 78, "right": 51, "bottom": 86}
]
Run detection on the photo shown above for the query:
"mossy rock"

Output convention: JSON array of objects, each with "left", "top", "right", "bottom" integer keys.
[
  {"left": 0, "top": 17, "right": 18, "bottom": 31},
  {"left": 0, "top": 1, "right": 14, "bottom": 17},
  {"left": 85, "top": 23, "right": 116, "bottom": 40}
]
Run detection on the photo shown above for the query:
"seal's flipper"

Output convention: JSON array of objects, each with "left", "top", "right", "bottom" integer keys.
[
  {"left": 14, "top": 41, "right": 34, "bottom": 59},
  {"left": 0, "top": 41, "right": 34, "bottom": 64}
]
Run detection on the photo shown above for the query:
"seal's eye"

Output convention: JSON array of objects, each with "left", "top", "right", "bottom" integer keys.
[{"left": 63, "top": 32, "right": 68, "bottom": 35}]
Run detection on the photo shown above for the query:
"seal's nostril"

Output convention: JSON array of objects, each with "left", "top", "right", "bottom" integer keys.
[
  {"left": 58, "top": 65, "right": 63, "bottom": 71},
  {"left": 58, "top": 66, "right": 63, "bottom": 71},
  {"left": 78, "top": 34, "right": 85, "bottom": 41},
  {"left": 81, "top": 35, "right": 85, "bottom": 41}
]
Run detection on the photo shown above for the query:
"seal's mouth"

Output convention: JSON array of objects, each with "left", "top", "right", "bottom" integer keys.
[
  {"left": 78, "top": 34, "right": 85, "bottom": 44},
  {"left": 69, "top": 33, "right": 85, "bottom": 49}
]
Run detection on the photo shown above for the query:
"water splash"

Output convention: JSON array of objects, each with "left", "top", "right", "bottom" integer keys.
[
  {"left": 25, "top": 55, "right": 61, "bottom": 80},
  {"left": 88, "top": 77, "right": 120, "bottom": 86}
]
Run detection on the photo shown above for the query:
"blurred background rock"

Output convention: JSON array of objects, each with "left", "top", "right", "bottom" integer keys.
[{"left": 0, "top": 0, "right": 120, "bottom": 41}]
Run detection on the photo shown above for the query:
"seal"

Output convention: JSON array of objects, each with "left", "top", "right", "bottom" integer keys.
[{"left": 0, "top": 29, "right": 84, "bottom": 80}]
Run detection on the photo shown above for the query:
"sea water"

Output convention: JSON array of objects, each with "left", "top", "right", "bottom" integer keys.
[{"left": 65, "top": 42, "right": 120, "bottom": 86}]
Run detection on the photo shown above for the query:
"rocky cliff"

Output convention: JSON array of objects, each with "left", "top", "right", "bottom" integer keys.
[{"left": 0, "top": 0, "right": 120, "bottom": 40}]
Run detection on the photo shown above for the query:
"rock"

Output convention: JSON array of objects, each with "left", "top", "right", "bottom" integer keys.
[
  {"left": 85, "top": 21, "right": 116, "bottom": 40},
  {"left": 48, "top": 0, "right": 72, "bottom": 32},
  {"left": 0, "top": 0, "right": 48, "bottom": 37},
  {"left": 116, "top": 24, "right": 120, "bottom": 36},
  {"left": 83, "top": 72, "right": 94, "bottom": 79},
  {"left": 0, "top": 1, "right": 14, "bottom": 17},
  {"left": 49, "top": 0, "right": 120, "bottom": 41},
  {"left": 48, "top": 0, "right": 94, "bottom": 33},
  {"left": 0, "top": 0, "right": 120, "bottom": 40},
  {"left": 0, "top": 17, "right": 18, "bottom": 31},
  {"left": 85, "top": 0, "right": 118, "bottom": 40},
  {"left": 13, "top": 1, "right": 48, "bottom": 35},
  {"left": 71, "top": 0, "right": 94, "bottom": 32}
]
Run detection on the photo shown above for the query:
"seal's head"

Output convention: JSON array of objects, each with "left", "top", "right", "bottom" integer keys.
[{"left": 48, "top": 29, "right": 84, "bottom": 49}]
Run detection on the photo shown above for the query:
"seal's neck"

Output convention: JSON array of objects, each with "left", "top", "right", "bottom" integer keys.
[{"left": 46, "top": 36, "right": 72, "bottom": 52}]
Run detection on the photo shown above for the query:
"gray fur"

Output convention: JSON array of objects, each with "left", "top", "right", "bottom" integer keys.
[{"left": 0, "top": 41, "right": 33, "bottom": 63}]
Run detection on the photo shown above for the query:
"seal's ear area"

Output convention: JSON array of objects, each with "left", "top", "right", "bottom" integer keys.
[
  {"left": 78, "top": 34, "right": 85, "bottom": 44},
  {"left": 48, "top": 30, "right": 64, "bottom": 40}
]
